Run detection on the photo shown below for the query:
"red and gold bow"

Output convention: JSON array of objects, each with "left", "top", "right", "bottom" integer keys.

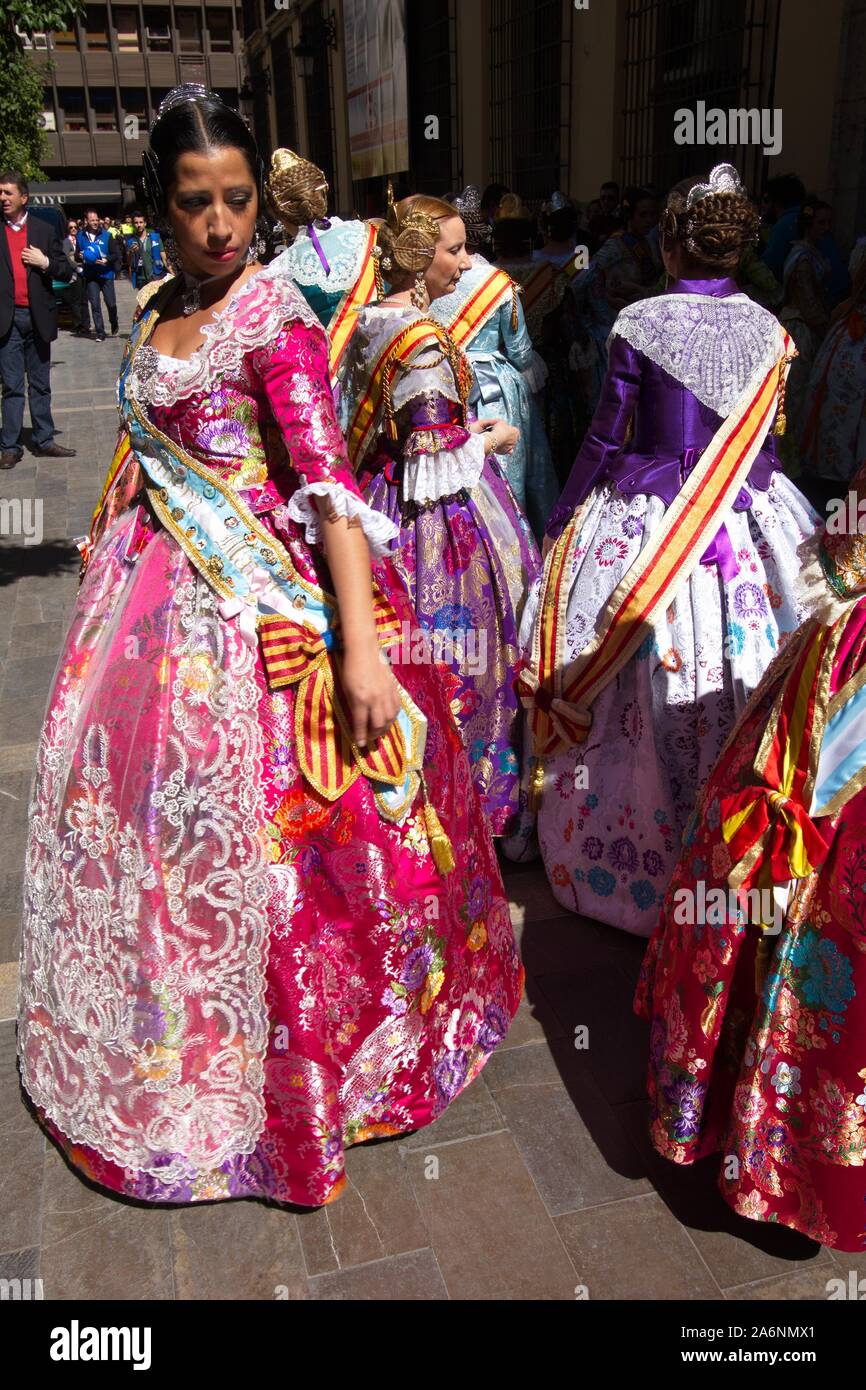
[{"left": 258, "top": 589, "right": 409, "bottom": 801}]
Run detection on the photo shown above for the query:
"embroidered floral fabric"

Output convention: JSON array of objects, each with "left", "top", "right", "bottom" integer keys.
[
  {"left": 345, "top": 302, "right": 541, "bottom": 837},
  {"left": 18, "top": 269, "right": 524, "bottom": 1207},
  {"left": 635, "top": 600, "right": 866, "bottom": 1251}
]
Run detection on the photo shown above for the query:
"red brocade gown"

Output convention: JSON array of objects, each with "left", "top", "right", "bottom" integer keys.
[{"left": 636, "top": 458, "right": 866, "bottom": 1250}]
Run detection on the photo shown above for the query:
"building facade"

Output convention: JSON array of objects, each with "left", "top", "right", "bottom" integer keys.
[
  {"left": 22, "top": 1, "right": 245, "bottom": 211},
  {"left": 239, "top": 0, "right": 861, "bottom": 248},
  {"left": 21, "top": 0, "right": 864, "bottom": 247}
]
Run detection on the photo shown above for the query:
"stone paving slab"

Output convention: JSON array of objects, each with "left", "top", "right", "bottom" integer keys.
[{"left": 0, "top": 280, "right": 843, "bottom": 1300}]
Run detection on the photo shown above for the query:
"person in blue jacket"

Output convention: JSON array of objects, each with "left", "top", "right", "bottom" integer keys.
[
  {"left": 76, "top": 208, "right": 121, "bottom": 339},
  {"left": 125, "top": 210, "right": 167, "bottom": 290}
]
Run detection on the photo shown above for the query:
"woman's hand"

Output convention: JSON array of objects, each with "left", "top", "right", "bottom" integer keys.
[
  {"left": 339, "top": 641, "right": 401, "bottom": 748},
  {"left": 541, "top": 533, "right": 553, "bottom": 560},
  {"left": 470, "top": 417, "right": 520, "bottom": 455}
]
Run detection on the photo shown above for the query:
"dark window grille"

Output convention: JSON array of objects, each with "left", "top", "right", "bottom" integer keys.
[
  {"left": 272, "top": 36, "right": 297, "bottom": 151},
  {"left": 406, "top": 0, "right": 457, "bottom": 196},
  {"left": 489, "top": 0, "right": 571, "bottom": 205},
  {"left": 621, "top": 0, "right": 781, "bottom": 198},
  {"left": 302, "top": 1, "right": 336, "bottom": 193}
]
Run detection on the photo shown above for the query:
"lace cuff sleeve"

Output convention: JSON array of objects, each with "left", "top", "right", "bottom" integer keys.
[{"left": 254, "top": 316, "right": 396, "bottom": 556}]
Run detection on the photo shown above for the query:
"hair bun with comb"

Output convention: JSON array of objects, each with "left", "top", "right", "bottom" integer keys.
[
  {"left": 374, "top": 183, "right": 441, "bottom": 273},
  {"left": 266, "top": 148, "right": 329, "bottom": 227}
]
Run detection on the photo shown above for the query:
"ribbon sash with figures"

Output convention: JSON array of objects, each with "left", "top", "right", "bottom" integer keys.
[
  {"left": 518, "top": 330, "right": 796, "bottom": 783},
  {"left": 89, "top": 293, "right": 428, "bottom": 821}
]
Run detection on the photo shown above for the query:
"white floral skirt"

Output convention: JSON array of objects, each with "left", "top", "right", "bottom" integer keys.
[{"left": 526, "top": 475, "right": 817, "bottom": 935}]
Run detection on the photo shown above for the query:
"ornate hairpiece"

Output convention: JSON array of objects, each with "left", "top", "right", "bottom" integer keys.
[
  {"left": 372, "top": 181, "right": 441, "bottom": 273},
  {"left": 685, "top": 162, "right": 746, "bottom": 208},
  {"left": 149, "top": 82, "right": 216, "bottom": 133},
  {"left": 454, "top": 184, "right": 492, "bottom": 247}
]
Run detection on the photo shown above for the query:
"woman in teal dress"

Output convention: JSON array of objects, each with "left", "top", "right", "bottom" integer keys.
[{"left": 429, "top": 187, "right": 560, "bottom": 540}]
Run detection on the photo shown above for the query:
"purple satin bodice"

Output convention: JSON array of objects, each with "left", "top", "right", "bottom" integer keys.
[{"left": 546, "top": 276, "right": 780, "bottom": 549}]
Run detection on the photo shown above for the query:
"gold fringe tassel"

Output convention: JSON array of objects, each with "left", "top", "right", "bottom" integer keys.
[
  {"left": 510, "top": 282, "right": 519, "bottom": 333},
  {"left": 420, "top": 773, "right": 455, "bottom": 875}
]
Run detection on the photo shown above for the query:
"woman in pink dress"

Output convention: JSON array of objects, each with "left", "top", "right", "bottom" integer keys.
[{"left": 17, "top": 86, "right": 523, "bottom": 1208}]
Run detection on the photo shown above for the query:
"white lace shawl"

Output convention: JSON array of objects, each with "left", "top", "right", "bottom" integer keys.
[
  {"left": 124, "top": 256, "right": 325, "bottom": 408},
  {"left": 610, "top": 291, "right": 785, "bottom": 417},
  {"left": 275, "top": 218, "right": 370, "bottom": 291}
]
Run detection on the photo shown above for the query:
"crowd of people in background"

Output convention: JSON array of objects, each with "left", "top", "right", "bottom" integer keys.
[
  {"left": 55, "top": 206, "right": 169, "bottom": 340},
  {"left": 459, "top": 171, "right": 864, "bottom": 503}
]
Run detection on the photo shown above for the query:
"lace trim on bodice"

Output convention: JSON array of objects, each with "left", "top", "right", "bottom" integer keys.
[
  {"left": 124, "top": 257, "right": 324, "bottom": 408},
  {"left": 611, "top": 292, "right": 784, "bottom": 417},
  {"left": 277, "top": 218, "right": 370, "bottom": 292}
]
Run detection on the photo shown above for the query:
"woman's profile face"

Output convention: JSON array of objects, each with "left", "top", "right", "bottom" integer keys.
[
  {"left": 166, "top": 145, "right": 258, "bottom": 281},
  {"left": 425, "top": 215, "right": 472, "bottom": 299}
]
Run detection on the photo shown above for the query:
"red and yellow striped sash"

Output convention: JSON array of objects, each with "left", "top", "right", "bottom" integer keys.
[
  {"left": 259, "top": 588, "right": 410, "bottom": 799},
  {"left": 720, "top": 619, "right": 838, "bottom": 891},
  {"left": 445, "top": 267, "right": 514, "bottom": 348},
  {"left": 519, "top": 261, "right": 559, "bottom": 315},
  {"left": 347, "top": 317, "right": 453, "bottom": 470},
  {"left": 519, "top": 334, "right": 796, "bottom": 772},
  {"left": 328, "top": 221, "right": 378, "bottom": 379}
]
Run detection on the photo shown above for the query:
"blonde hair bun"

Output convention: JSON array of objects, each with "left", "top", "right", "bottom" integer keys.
[{"left": 266, "top": 148, "right": 329, "bottom": 227}]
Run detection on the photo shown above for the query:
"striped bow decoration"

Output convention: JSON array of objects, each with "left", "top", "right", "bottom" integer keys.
[{"left": 259, "top": 587, "right": 410, "bottom": 802}]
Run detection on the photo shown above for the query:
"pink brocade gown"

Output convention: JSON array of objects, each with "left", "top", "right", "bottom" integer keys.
[{"left": 18, "top": 269, "right": 524, "bottom": 1208}]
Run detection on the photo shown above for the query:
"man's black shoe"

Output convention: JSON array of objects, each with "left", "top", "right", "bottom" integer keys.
[
  {"left": 0, "top": 448, "right": 22, "bottom": 469},
  {"left": 111, "top": 325, "right": 119, "bottom": 336},
  {"left": 32, "top": 443, "right": 77, "bottom": 458},
  {"left": 96, "top": 332, "right": 106, "bottom": 341}
]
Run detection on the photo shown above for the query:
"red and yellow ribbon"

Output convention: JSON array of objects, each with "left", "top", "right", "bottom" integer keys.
[
  {"left": 720, "top": 621, "right": 837, "bottom": 891},
  {"left": 328, "top": 221, "right": 379, "bottom": 380},
  {"left": 258, "top": 588, "right": 410, "bottom": 801},
  {"left": 444, "top": 266, "right": 515, "bottom": 346},
  {"left": 347, "top": 317, "right": 462, "bottom": 470},
  {"left": 519, "top": 335, "right": 796, "bottom": 783}
]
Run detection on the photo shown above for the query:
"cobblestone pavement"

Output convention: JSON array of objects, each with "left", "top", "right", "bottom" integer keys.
[{"left": 0, "top": 280, "right": 853, "bottom": 1300}]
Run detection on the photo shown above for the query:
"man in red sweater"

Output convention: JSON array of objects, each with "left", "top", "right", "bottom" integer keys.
[{"left": 0, "top": 170, "right": 76, "bottom": 469}]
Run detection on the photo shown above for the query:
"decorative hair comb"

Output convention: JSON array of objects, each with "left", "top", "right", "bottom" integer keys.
[
  {"left": 685, "top": 162, "right": 746, "bottom": 208},
  {"left": 149, "top": 82, "right": 221, "bottom": 133}
]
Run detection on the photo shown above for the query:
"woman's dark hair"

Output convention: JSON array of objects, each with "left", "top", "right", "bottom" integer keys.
[
  {"left": 143, "top": 91, "right": 262, "bottom": 218},
  {"left": 797, "top": 196, "right": 831, "bottom": 238},
  {"left": 662, "top": 175, "right": 760, "bottom": 272},
  {"left": 546, "top": 206, "right": 577, "bottom": 242}
]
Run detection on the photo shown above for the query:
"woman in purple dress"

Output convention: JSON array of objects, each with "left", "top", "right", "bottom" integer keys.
[
  {"left": 341, "top": 191, "right": 541, "bottom": 840},
  {"left": 519, "top": 165, "right": 817, "bottom": 934}
]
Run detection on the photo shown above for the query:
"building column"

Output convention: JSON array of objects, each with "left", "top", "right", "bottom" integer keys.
[{"left": 455, "top": 0, "right": 489, "bottom": 188}]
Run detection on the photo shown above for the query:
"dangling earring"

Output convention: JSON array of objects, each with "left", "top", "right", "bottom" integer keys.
[
  {"left": 247, "top": 232, "right": 266, "bottom": 265},
  {"left": 410, "top": 270, "right": 428, "bottom": 311}
]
